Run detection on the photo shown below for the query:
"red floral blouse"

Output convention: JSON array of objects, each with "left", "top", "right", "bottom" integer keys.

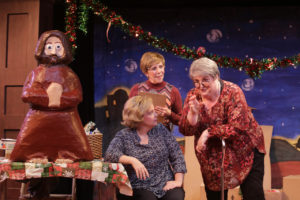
[{"left": 179, "top": 80, "right": 265, "bottom": 191}]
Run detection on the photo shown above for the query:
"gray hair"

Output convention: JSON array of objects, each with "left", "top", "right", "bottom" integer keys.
[{"left": 189, "top": 57, "right": 220, "bottom": 79}]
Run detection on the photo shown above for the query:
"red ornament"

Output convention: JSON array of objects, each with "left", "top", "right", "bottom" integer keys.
[{"left": 197, "top": 46, "right": 206, "bottom": 55}]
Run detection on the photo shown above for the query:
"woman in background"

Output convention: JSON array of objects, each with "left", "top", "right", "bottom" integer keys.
[
  {"left": 105, "top": 95, "right": 186, "bottom": 200},
  {"left": 129, "top": 52, "right": 182, "bottom": 131},
  {"left": 179, "top": 57, "right": 265, "bottom": 200}
]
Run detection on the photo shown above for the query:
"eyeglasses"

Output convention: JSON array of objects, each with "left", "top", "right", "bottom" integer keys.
[{"left": 193, "top": 76, "right": 213, "bottom": 88}]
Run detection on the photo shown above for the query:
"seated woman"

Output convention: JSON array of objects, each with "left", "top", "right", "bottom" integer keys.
[{"left": 105, "top": 95, "right": 186, "bottom": 200}]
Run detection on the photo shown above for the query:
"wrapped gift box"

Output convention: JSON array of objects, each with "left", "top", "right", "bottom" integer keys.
[{"left": 0, "top": 139, "right": 16, "bottom": 159}]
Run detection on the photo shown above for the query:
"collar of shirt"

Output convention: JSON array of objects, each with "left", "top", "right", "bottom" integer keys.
[{"left": 132, "top": 128, "right": 155, "bottom": 147}]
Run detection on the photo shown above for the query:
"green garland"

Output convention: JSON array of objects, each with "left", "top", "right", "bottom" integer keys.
[
  {"left": 65, "top": 0, "right": 300, "bottom": 78},
  {"left": 65, "top": 0, "right": 77, "bottom": 52},
  {"left": 78, "top": 2, "right": 89, "bottom": 34}
]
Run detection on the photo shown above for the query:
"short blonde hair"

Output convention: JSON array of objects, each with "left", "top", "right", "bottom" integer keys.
[
  {"left": 189, "top": 57, "right": 220, "bottom": 79},
  {"left": 122, "top": 95, "right": 153, "bottom": 129},
  {"left": 140, "top": 52, "right": 165, "bottom": 74}
]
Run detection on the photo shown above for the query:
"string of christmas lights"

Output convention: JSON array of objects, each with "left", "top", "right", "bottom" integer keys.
[{"left": 64, "top": 0, "right": 300, "bottom": 78}]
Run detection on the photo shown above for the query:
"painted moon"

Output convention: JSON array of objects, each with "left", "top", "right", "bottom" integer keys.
[
  {"left": 241, "top": 78, "right": 255, "bottom": 91},
  {"left": 206, "top": 29, "right": 223, "bottom": 43},
  {"left": 124, "top": 59, "right": 138, "bottom": 73}
]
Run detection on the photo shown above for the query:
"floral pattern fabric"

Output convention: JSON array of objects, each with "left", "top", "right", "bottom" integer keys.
[
  {"left": 0, "top": 159, "right": 132, "bottom": 195},
  {"left": 179, "top": 80, "right": 265, "bottom": 191}
]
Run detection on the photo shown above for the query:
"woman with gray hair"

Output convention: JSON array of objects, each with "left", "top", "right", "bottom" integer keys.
[
  {"left": 179, "top": 57, "right": 266, "bottom": 200},
  {"left": 105, "top": 95, "right": 186, "bottom": 200}
]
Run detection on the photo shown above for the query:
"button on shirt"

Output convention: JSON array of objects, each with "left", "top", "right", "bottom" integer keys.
[{"left": 105, "top": 124, "right": 187, "bottom": 198}]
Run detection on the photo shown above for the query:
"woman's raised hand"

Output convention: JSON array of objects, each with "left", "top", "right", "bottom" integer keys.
[
  {"left": 187, "top": 95, "right": 202, "bottom": 125},
  {"left": 188, "top": 95, "right": 200, "bottom": 114}
]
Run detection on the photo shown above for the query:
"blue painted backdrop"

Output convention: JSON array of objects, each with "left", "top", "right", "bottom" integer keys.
[{"left": 94, "top": 6, "right": 300, "bottom": 140}]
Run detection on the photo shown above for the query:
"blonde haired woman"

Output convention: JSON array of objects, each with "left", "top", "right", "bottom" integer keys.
[
  {"left": 179, "top": 57, "right": 266, "bottom": 200},
  {"left": 105, "top": 95, "right": 186, "bottom": 200}
]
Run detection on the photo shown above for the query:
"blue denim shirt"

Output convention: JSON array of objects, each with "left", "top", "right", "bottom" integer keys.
[{"left": 105, "top": 123, "right": 187, "bottom": 198}]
